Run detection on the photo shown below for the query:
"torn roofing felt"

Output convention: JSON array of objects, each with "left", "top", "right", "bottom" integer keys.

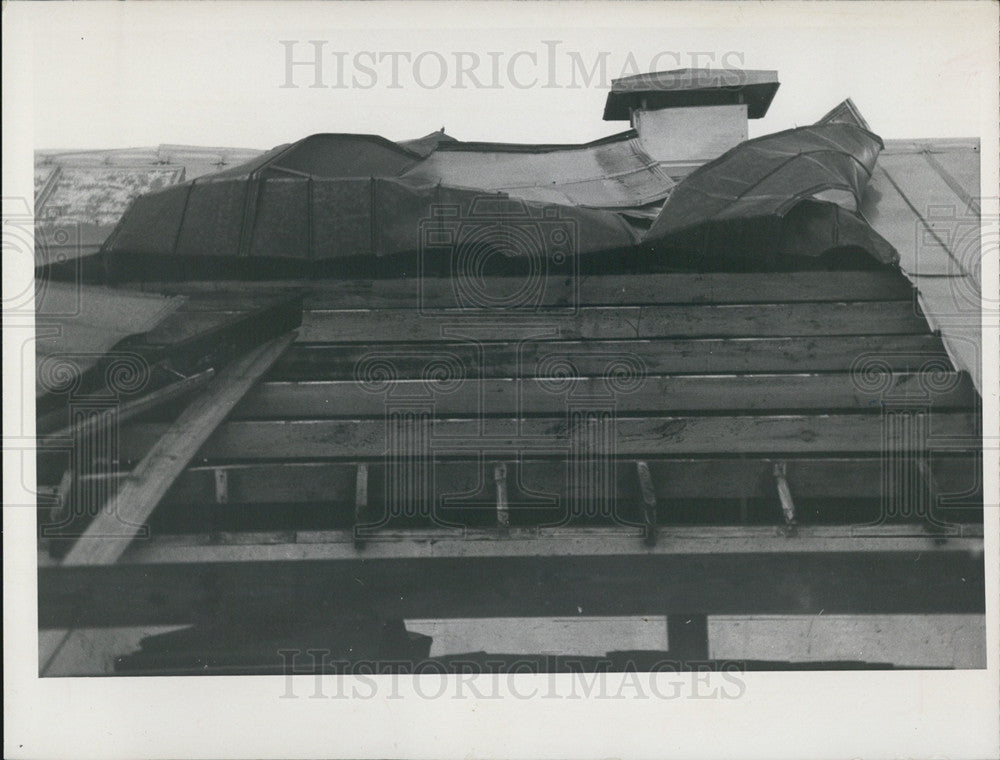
[
  {"left": 102, "top": 120, "right": 897, "bottom": 269},
  {"left": 642, "top": 121, "right": 899, "bottom": 269},
  {"left": 102, "top": 132, "right": 643, "bottom": 262},
  {"left": 395, "top": 129, "right": 460, "bottom": 157},
  {"left": 398, "top": 131, "right": 675, "bottom": 209},
  {"left": 35, "top": 283, "right": 184, "bottom": 398}
]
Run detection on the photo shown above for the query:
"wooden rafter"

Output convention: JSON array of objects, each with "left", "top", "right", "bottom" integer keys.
[{"left": 39, "top": 527, "right": 986, "bottom": 628}]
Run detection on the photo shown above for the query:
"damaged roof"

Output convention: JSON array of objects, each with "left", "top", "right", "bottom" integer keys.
[
  {"left": 101, "top": 120, "right": 897, "bottom": 270},
  {"left": 34, "top": 74, "right": 985, "bottom": 392},
  {"left": 644, "top": 121, "right": 898, "bottom": 268},
  {"left": 34, "top": 283, "right": 184, "bottom": 398},
  {"left": 398, "top": 130, "right": 675, "bottom": 208}
]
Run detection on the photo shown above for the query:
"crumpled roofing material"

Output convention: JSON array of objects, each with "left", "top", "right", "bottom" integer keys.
[
  {"left": 35, "top": 283, "right": 184, "bottom": 397},
  {"left": 103, "top": 133, "right": 643, "bottom": 262},
  {"left": 399, "top": 131, "right": 675, "bottom": 209},
  {"left": 643, "top": 122, "right": 899, "bottom": 267},
  {"left": 396, "top": 129, "right": 459, "bottom": 157},
  {"left": 103, "top": 121, "right": 897, "bottom": 269}
]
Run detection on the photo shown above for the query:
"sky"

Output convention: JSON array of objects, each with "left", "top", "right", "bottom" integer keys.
[{"left": 14, "top": 1, "right": 997, "bottom": 152}]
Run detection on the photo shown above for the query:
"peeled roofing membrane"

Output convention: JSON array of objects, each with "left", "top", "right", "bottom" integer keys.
[{"left": 104, "top": 123, "right": 901, "bottom": 270}]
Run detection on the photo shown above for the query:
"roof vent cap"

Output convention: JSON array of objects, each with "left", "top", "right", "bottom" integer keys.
[{"left": 603, "top": 68, "right": 780, "bottom": 121}]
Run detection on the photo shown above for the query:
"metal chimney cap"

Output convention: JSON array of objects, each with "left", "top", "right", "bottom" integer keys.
[{"left": 603, "top": 68, "right": 780, "bottom": 121}]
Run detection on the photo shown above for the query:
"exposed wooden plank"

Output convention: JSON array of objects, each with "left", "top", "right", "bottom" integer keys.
[
  {"left": 38, "top": 529, "right": 986, "bottom": 626},
  {"left": 117, "top": 412, "right": 980, "bottom": 461},
  {"left": 274, "top": 334, "right": 952, "bottom": 380},
  {"left": 295, "top": 301, "right": 928, "bottom": 343},
  {"left": 233, "top": 372, "right": 976, "bottom": 419},
  {"left": 140, "top": 271, "right": 914, "bottom": 308},
  {"left": 115, "top": 524, "right": 989, "bottom": 555},
  {"left": 60, "top": 332, "right": 297, "bottom": 567},
  {"left": 76, "top": 455, "right": 985, "bottom": 508}
]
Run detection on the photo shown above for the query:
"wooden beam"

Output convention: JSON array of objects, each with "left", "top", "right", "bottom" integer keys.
[
  {"left": 295, "top": 301, "right": 928, "bottom": 343},
  {"left": 112, "top": 524, "right": 988, "bottom": 556},
  {"left": 140, "top": 271, "right": 914, "bottom": 308},
  {"left": 60, "top": 332, "right": 297, "bottom": 567},
  {"left": 38, "top": 528, "right": 986, "bottom": 627},
  {"left": 117, "top": 412, "right": 980, "bottom": 461},
  {"left": 234, "top": 372, "right": 976, "bottom": 419},
  {"left": 275, "top": 335, "right": 951, "bottom": 380},
  {"left": 73, "top": 455, "right": 984, "bottom": 511}
]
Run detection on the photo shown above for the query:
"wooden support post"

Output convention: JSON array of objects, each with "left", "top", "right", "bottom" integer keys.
[
  {"left": 774, "top": 461, "right": 796, "bottom": 534},
  {"left": 916, "top": 458, "right": 959, "bottom": 537},
  {"left": 60, "top": 332, "right": 296, "bottom": 567},
  {"left": 494, "top": 462, "right": 509, "bottom": 533},
  {"left": 353, "top": 463, "right": 369, "bottom": 550},
  {"left": 636, "top": 460, "right": 658, "bottom": 546},
  {"left": 39, "top": 531, "right": 987, "bottom": 627},
  {"left": 213, "top": 468, "right": 229, "bottom": 505}
]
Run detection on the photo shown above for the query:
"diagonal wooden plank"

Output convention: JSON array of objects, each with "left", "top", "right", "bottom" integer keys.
[{"left": 61, "top": 332, "right": 297, "bottom": 567}]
